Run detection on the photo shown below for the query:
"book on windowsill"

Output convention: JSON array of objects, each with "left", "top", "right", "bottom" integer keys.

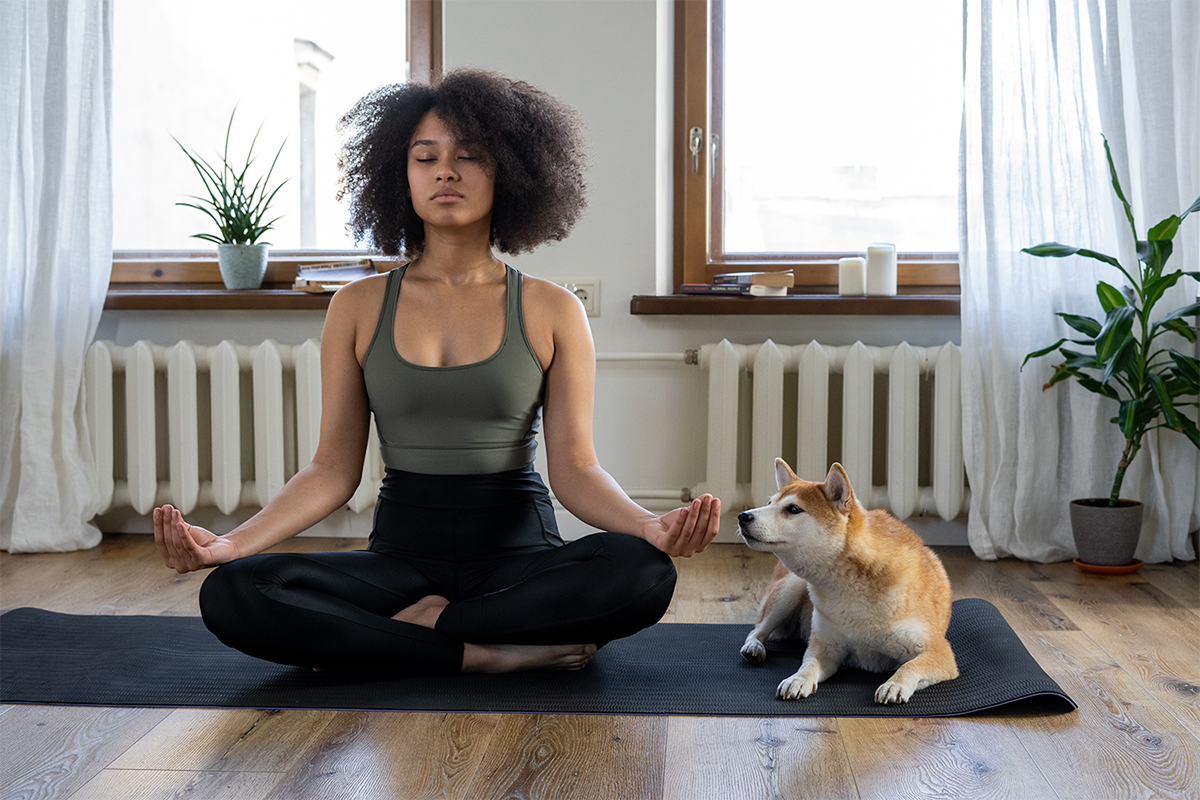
[
  {"left": 680, "top": 283, "right": 789, "bottom": 297},
  {"left": 292, "top": 259, "right": 378, "bottom": 292},
  {"left": 712, "top": 269, "right": 795, "bottom": 288}
]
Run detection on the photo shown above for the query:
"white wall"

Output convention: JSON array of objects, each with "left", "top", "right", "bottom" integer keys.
[{"left": 97, "top": 0, "right": 964, "bottom": 544}]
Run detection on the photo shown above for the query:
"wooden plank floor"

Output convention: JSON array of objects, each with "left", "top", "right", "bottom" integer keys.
[{"left": 1, "top": 536, "right": 1197, "bottom": 800}]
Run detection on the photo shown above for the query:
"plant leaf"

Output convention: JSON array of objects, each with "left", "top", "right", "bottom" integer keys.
[
  {"left": 1181, "top": 192, "right": 1200, "bottom": 221},
  {"left": 1154, "top": 302, "right": 1200, "bottom": 330},
  {"left": 1136, "top": 239, "right": 1173, "bottom": 278},
  {"left": 1148, "top": 215, "right": 1181, "bottom": 241},
  {"left": 1151, "top": 374, "right": 1183, "bottom": 430},
  {"left": 1142, "top": 271, "right": 1185, "bottom": 313},
  {"left": 1118, "top": 398, "right": 1143, "bottom": 439},
  {"left": 1058, "top": 313, "right": 1102, "bottom": 338},
  {"left": 1043, "top": 363, "right": 1080, "bottom": 390},
  {"left": 1096, "top": 281, "right": 1127, "bottom": 312},
  {"left": 1022, "top": 243, "right": 1126, "bottom": 271},
  {"left": 1167, "top": 349, "right": 1200, "bottom": 388},
  {"left": 1157, "top": 318, "right": 1198, "bottom": 344},
  {"left": 1102, "top": 336, "right": 1136, "bottom": 386},
  {"left": 1022, "top": 338, "right": 1069, "bottom": 368},
  {"left": 1177, "top": 414, "right": 1200, "bottom": 450},
  {"left": 1095, "top": 305, "right": 1136, "bottom": 364},
  {"left": 1076, "top": 374, "right": 1120, "bottom": 400},
  {"left": 1103, "top": 134, "right": 1139, "bottom": 241}
]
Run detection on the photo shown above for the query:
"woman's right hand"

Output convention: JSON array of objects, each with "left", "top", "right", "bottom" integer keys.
[{"left": 153, "top": 505, "right": 240, "bottom": 574}]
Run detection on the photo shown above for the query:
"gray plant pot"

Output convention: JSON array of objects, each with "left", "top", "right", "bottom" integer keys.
[
  {"left": 1069, "top": 498, "right": 1143, "bottom": 566},
  {"left": 217, "top": 243, "right": 269, "bottom": 290}
]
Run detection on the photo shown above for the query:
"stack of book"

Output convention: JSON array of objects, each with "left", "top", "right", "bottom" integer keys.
[
  {"left": 292, "top": 259, "right": 378, "bottom": 293},
  {"left": 680, "top": 270, "right": 794, "bottom": 297}
]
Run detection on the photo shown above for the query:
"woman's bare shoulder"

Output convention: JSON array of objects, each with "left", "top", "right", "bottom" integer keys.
[{"left": 521, "top": 274, "right": 585, "bottom": 317}]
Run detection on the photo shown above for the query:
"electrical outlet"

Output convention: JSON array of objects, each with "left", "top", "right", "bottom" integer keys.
[{"left": 560, "top": 279, "right": 600, "bottom": 317}]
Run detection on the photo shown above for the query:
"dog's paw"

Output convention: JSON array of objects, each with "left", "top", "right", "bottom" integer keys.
[
  {"left": 874, "top": 678, "right": 914, "bottom": 704},
  {"left": 777, "top": 672, "right": 818, "bottom": 700},
  {"left": 740, "top": 639, "right": 767, "bottom": 663}
]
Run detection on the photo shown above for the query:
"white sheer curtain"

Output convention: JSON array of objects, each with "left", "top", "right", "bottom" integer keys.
[
  {"left": 0, "top": 0, "right": 113, "bottom": 552},
  {"left": 961, "top": 0, "right": 1199, "bottom": 562}
]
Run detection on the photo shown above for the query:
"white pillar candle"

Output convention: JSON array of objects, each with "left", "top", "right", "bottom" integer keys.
[
  {"left": 838, "top": 257, "right": 866, "bottom": 295},
  {"left": 865, "top": 243, "right": 897, "bottom": 296}
]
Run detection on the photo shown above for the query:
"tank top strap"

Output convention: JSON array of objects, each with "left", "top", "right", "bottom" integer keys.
[
  {"left": 505, "top": 265, "right": 542, "bottom": 368},
  {"left": 364, "top": 264, "right": 406, "bottom": 367},
  {"left": 505, "top": 265, "right": 521, "bottom": 339}
]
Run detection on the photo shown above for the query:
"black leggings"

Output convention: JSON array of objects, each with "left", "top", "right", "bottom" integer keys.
[{"left": 198, "top": 467, "right": 677, "bottom": 674}]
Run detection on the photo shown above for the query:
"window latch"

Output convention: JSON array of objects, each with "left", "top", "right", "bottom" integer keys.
[{"left": 688, "top": 126, "right": 703, "bottom": 173}]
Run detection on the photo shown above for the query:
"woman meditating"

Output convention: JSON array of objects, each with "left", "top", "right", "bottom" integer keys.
[{"left": 154, "top": 69, "right": 721, "bottom": 675}]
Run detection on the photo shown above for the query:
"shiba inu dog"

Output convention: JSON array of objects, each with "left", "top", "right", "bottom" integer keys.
[{"left": 737, "top": 459, "right": 958, "bottom": 704}]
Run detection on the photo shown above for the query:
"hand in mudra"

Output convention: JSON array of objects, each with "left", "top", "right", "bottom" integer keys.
[
  {"left": 153, "top": 505, "right": 239, "bottom": 574},
  {"left": 642, "top": 493, "right": 721, "bottom": 558}
]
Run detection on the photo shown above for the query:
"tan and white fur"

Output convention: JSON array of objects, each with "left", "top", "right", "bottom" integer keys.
[{"left": 738, "top": 459, "right": 958, "bottom": 704}]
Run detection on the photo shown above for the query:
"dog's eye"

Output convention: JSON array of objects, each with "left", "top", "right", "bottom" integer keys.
[{"left": 786, "top": 504, "right": 804, "bottom": 515}]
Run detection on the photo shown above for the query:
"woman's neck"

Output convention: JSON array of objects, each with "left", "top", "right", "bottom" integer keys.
[{"left": 413, "top": 226, "right": 503, "bottom": 285}]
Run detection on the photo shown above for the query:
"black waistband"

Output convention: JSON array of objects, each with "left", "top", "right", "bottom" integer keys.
[{"left": 376, "top": 465, "right": 551, "bottom": 510}]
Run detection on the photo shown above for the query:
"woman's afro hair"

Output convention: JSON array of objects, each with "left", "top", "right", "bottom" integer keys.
[{"left": 337, "top": 69, "right": 588, "bottom": 257}]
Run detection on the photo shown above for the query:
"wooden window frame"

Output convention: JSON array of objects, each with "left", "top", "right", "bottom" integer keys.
[
  {"left": 107, "top": 0, "right": 441, "bottom": 311},
  {"left": 671, "top": 0, "right": 959, "bottom": 296}
]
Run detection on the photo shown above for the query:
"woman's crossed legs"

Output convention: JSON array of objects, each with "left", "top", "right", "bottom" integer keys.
[{"left": 198, "top": 532, "right": 676, "bottom": 675}]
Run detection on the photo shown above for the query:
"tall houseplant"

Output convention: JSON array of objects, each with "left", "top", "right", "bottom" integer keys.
[
  {"left": 1022, "top": 137, "right": 1200, "bottom": 567},
  {"left": 174, "top": 110, "right": 287, "bottom": 290}
]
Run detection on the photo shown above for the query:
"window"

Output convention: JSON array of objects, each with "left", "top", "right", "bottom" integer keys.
[
  {"left": 112, "top": 0, "right": 439, "bottom": 253},
  {"left": 674, "top": 0, "right": 962, "bottom": 290}
]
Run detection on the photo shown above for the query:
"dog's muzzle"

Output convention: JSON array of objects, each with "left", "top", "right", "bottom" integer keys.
[{"left": 737, "top": 511, "right": 762, "bottom": 544}]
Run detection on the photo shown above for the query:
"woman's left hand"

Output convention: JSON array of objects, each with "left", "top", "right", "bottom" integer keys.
[{"left": 640, "top": 494, "right": 722, "bottom": 557}]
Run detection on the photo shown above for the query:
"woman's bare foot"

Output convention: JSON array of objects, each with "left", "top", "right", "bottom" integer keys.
[
  {"left": 461, "top": 642, "right": 598, "bottom": 673},
  {"left": 392, "top": 595, "right": 597, "bottom": 673},
  {"left": 393, "top": 595, "right": 450, "bottom": 628}
]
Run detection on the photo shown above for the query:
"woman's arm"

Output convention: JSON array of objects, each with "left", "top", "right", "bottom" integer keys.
[
  {"left": 533, "top": 282, "right": 720, "bottom": 557},
  {"left": 155, "top": 278, "right": 380, "bottom": 573}
]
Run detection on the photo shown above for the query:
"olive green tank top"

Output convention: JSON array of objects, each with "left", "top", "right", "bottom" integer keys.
[{"left": 362, "top": 264, "right": 546, "bottom": 475}]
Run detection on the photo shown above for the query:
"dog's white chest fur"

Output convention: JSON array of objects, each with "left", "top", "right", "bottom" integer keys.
[{"left": 809, "top": 588, "right": 928, "bottom": 672}]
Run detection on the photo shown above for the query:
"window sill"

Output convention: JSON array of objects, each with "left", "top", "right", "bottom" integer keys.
[
  {"left": 104, "top": 252, "right": 399, "bottom": 311},
  {"left": 630, "top": 288, "right": 960, "bottom": 316},
  {"left": 104, "top": 283, "right": 338, "bottom": 311}
]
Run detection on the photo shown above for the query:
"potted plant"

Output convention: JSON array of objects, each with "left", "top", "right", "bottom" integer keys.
[
  {"left": 1022, "top": 136, "right": 1200, "bottom": 571},
  {"left": 174, "top": 110, "right": 287, "bottom": 290}
]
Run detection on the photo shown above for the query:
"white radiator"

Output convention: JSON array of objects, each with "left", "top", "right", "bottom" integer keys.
[
  {"left": 85, "top": 339, "right": 384, "bottom": 516},
  {"left": 84, "top": 338, "right": 966, "bottom": 524},
  {"left": 694, "top": 339, "right": 967, "bottom": 521}
]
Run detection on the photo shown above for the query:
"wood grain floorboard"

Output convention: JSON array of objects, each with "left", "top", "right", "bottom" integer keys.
[
  {"left": 837, "top": 716, "right": 1059, "bottom": 800},
  {"left": 263, "top": 711, "right": 499, "bottom": 800},
  {"left": 63, "top": 769, "right": 284, "bottom": 800},
  {"left": 661, "top": 717, "right": 857, "bottom": 800},
  {"left": 458, "top": 714, "right": 667, "bottom": 800},
  {"left": 0, "top": 705, "right": 173, "bottom": 800},
  {"left": 1009, "top": 630, "right": 1199, "bottom": 800},
  {"left": 108, "top": 708, "right": 344, "bottom": 773},
  {"left": 1039, "top": 575, "right": 1200, "bottom": 733}
]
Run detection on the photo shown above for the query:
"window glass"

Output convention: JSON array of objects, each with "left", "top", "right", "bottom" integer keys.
[
  {"left": 722, "top": 0, "right": 961, "bottom": 254},
  {"left": 113, "top": 0, "right": 408, "bottom": 250}
]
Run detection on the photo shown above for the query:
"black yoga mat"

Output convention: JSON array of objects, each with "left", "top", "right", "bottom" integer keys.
[{"left": 0, "top": 598, "right": 1074, "bottom": 717}]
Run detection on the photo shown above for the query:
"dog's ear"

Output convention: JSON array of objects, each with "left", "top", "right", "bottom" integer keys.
[
  {"left": 775, "top": 458, "right": 798, "bottom": 491},
  {"left": 822, "top": 463, "right": 855, "bottom": 512}
]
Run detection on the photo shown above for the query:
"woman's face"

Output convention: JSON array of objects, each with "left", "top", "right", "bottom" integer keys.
[{"left": 407, "top": 111, "right": 495, "bottom": 234}]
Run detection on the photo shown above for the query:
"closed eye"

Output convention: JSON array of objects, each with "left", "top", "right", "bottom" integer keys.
[{"left": 785, "top": 504, "right": 804, "bottom": 515}]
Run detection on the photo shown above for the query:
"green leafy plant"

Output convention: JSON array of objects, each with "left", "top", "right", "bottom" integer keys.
[
  {"left": 173, "top": 109, "right": 287, "bottom": 245},
  {"left": 1022, "top": 136, "right": 1200, "bottom": 506}
]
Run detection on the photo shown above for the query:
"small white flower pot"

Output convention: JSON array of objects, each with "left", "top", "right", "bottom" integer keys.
[{"left": 217, "top": 243, "right": 269, "bottom": 290}]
